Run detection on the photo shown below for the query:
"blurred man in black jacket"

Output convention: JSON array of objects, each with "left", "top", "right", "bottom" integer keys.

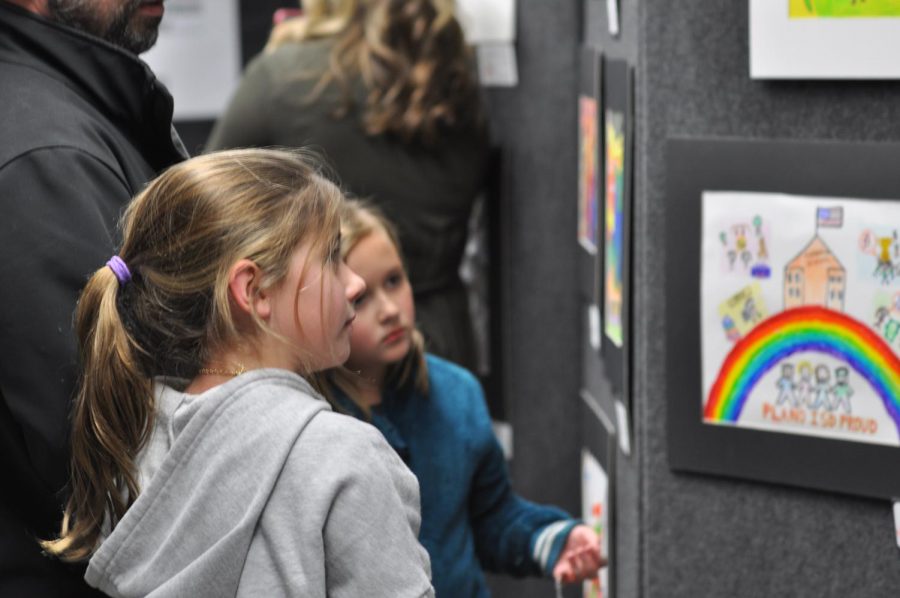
[{"left": 0, "top": 1, "right": 186, "bottom": 594}]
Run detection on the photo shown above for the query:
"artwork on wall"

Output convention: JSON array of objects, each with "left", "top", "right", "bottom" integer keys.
[
  {"left": 702, "top": 192, "right": 900, "bottom": 446},
  {"left": 790, "top": 0, "right": 900, "bottom": 17},
  {"left": 581, "top": 450, "right": 610, "bottom": 598},
  {"left": 578, "top": 96, "right": 600, "bottom": 254},
  {"left": 578, "top": 49, "right": 601, "bottom": 257},
  {"left": 601, "top": 58, "right": 633, "bottom": 406},
  {"left": 578, "top": 47, "right": 604, "bottom": 350},
  {"left": 580, "top": 391, "right": 616, "bottom": 598},
  {"left": 750, "top": 0, "right": 900, "bottom": 79},
  {"left": 666, "top": 137, "right": 900, "bottom": 499}
]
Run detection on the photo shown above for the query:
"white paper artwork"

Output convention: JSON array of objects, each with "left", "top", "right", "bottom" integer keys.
[
  {"left": 455, "top": 0, "right": 515, "bottom": 43},
  {"left": 701, "top": 191, "right": 900, "bottom": 447},
  {"left": 581, "top": 449, "right": 609, "bottom": 598},
  {"left": 750, "top": 0, "right": 900, "bottom": 79},
  {"left": 475, "top": 43, "right": 518, "bottom": 87}
]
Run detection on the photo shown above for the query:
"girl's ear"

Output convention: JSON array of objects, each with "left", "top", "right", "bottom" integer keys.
[{"left": 228, "top": 259, "right": 272, "bottom": 320}]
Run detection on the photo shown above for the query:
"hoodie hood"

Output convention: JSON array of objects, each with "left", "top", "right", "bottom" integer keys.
[{"left": 85, "top": 369, "right": 329, "bottom": 597}]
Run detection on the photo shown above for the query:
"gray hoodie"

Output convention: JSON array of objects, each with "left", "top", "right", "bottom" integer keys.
[{"left": 85, "top": 369, "right": 434, "bottom": 597}]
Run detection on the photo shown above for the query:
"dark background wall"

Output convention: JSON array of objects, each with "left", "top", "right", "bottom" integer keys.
[
  {"left": 486, "top": 2, "right": 641, "bottom": 596},
  {"left": 502, "top": 1, "right": 900, "bottom": 597},
  {"left": 481, "top": 1, "right": 582, "bottom": 595},
  {"left": 579, "top": 1, "right": 640, "bottom": 598},
  {"left": 640, "top": 2, "right": 900, "bottom": 597}
]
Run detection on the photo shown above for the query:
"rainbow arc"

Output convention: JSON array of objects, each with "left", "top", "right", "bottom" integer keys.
[{"left": 705, "top": 306, "right": 900, "bottom": 433}]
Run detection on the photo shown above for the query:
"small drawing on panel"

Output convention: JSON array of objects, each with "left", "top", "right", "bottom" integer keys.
[{"left": 717, "top": 215, "right": 771, "bottom": 279}]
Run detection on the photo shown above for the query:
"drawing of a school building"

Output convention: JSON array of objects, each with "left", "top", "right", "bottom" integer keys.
[{"left": 783, "top": 236, "right": 845, "bottom": 311}]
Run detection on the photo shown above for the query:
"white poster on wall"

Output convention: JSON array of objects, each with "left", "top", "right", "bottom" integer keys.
[
  {"left": 750, "top": 0, "right": 900, "bottom": 79},
  {"left": 455, "top": 0, "right": 515, "bottom": 43},
  {"left": 141, "top": 0, "right": 242, "bottom": 120},
  {"left": 455, "top": 0, "right": 518, "bottom": 88}
]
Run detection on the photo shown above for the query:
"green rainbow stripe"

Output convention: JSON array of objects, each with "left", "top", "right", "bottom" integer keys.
[{"left": 705, "top": 306, "right": 900, "bottom": 433}]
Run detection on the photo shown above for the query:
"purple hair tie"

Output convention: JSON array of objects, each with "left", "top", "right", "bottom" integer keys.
[{"left": 106, "top": 256, "right": 131, "bottom": 286}]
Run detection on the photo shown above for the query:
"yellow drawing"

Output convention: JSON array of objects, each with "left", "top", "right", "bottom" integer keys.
[
  {"left": 718, "top": 283, "right": 769, "bottom": 341},
  {"left": 876, "top": 236, "right": 896, "bottom": 284},
  {"left": 790, "top": 0, "right": 900, "bottom": 18}
]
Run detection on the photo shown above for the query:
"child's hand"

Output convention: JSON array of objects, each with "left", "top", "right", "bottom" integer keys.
[{"left": 552, "top": 524, "right": 606, "bottom": 584}]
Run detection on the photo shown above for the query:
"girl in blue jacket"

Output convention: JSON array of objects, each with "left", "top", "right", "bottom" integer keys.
[{"left": 320, "top": 201, "right": 604, "bottom": 596}]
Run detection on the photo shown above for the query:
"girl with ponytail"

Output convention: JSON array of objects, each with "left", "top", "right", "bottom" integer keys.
[{"left": 41, "top": 148, "right": 434, "bottom": 598}]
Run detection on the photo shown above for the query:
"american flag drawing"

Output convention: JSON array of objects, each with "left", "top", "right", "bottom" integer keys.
[{"left": 816, "top": 206, "right": 843, "bottom": 228}]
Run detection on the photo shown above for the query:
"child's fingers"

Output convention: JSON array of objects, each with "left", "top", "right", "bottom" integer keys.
[
  {"left": 554, "top": 537, "right": 608, "bottom": 584},
  {"left": 570, "top": 548, "right": 605, "bottom": 581},
  {"left": 574, "top": 543, "right": 606, "bottom": 569},
  {"left": 552, "top": 559, "right": 571, "bottom": 578},
  {"left": 552, "top": 557, "right": 578, "bottom": 584},
  {"left": 557, "top": 553, "right": 590, "bottom": 583},
  {"left": 582, "top": 549, "right": 605, "bottom": 572}
]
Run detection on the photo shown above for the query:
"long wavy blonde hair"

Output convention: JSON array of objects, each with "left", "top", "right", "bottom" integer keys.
[
  {"left": 41, "top": 148, "right": 345, "bottom": 562},
  {"left": 267, "top": 0, "right": 481, "bottom": 144}
]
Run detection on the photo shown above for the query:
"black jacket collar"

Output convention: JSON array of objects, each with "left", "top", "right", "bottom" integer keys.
[{"left": 0, "top": 1, "right": 186, "bottom": 166}]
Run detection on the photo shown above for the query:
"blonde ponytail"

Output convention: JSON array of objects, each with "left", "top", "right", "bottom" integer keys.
[
  {"left": 41, "top": 265, "right": 153, "bottom": 561},
  {"left": 40, "top": 148, "right": 345, "bottom": 562}
]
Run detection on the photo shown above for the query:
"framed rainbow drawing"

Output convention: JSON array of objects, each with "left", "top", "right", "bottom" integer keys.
[{"left": 666, "top": 137, "right": 900, "bottom": 498}]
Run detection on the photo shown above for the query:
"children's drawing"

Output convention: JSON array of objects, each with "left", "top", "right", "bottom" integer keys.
[
  {"left": 832, "top": 367, "right": 854, "bottom": 413},
  {"left": 702, "top": 191, "right": 900, "bottom": 447},
  {"left": 705, "top": 306, "right": 900, "bottom": 439},
  {"left": 808, "top": 364, "right": 832, "bottom": 410},
  {"left": 871, "top": 290, "right": 900, "bottom": 347},
  {"left": 578, "top": 96, "right": 599, "bottom": 254},
  {"left": 775, "top": 360, "right": 856, "bottom": 412},
  {"left": 790, "top": 0, "right": 900, "bottom": 18},
  {"left": 717, "top": 215, "right": 771, "bottom": 278},
  {"left": 775, "top": 363, "right": 798, "bottom": 407},
  {"left": 581, "top": 449, "right": 609, "bottom": 598},
  {"left": 858, "top": 228, "right": 900, "bottom": 285},
  {"left": 783, "top": 206, "right": 846, "bottom": 311},
  {"left": 717, "top": 283, "right": 769, "bottom": 342},
  {"left": 796, "top": 361, "right": 814, "bottom": 406},
  {"left": 603, "top": 109, "right": 625, "bottom": 347}
]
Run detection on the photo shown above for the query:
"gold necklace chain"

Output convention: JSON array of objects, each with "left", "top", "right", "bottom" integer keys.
[{"left": 197, "top": 364, "right": 246, "bottom": 377}]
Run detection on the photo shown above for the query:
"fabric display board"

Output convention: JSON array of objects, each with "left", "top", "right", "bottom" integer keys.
[{"left": 666, "top": 136, "right": 900, "bottom": 499}]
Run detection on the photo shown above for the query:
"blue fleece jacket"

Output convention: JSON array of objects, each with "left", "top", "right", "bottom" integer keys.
[{"left": 333, "top": 354, "right": 577, "bottom": 597}]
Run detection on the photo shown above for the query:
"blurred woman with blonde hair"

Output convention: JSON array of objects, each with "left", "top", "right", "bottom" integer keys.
[{"left": 207, "top": 0, "right": 489, "bottom": 371}]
